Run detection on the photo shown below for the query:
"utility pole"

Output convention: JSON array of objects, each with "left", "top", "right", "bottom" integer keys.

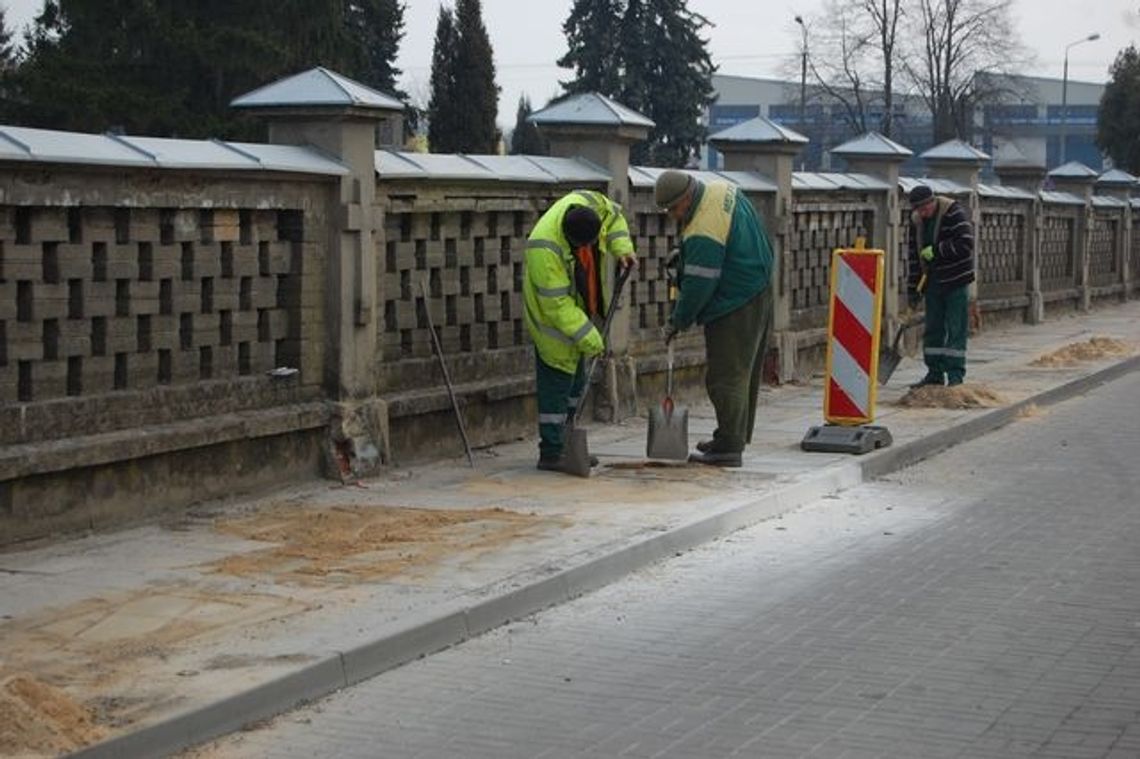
[
  {"left": 795, "top": 14, "right": 807, "bottom": 171},
  {"left": 1059, "top": 32, "right": 1100, "bottom": 166}
]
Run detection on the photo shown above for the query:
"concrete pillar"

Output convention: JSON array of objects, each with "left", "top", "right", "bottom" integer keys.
[
  {"left": 827, "top": 133, "right": 916, "bottom": 354},
  {"left": 711, "top": 121, "right": 807, "bottom": 382},
  {"left": 1046, "top": 170, "right": 1098, "bottom": 312},
  {"left": 1095, "top": 171, "right": 1136, "bottom": 301},
  {"left": 233, "top": 68, "right": 405, "bottom": 477},
  {"left": 920, "top": 141, "right": 989, "bottom": 331}
]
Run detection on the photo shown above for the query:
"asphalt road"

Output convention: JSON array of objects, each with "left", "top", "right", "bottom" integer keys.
[{"left": 189, "top": 369, "right": 1140, "bottom": 759}]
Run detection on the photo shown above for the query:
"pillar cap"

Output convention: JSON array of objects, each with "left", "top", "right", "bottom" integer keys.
[
  {"left": 1048, "top": 161, "right": 1099, "bottom": 181},
  {"left": 831, "top": 131, "right": 913, "bottom": 161},
  {"left": 708, "top": 116, "right": 807, "bottom": 149},
  {"left": 231, "top": 67, "right": 405, "bottom": 117},
  {"left": 1095, "top": 168, "right": 1137, "bottom": 189},
  {"left": 528, "top": 93, "right": 654, "bottom": 129},
  {"left": 920, "top": 139, "right": 990, "bottom": 166}
]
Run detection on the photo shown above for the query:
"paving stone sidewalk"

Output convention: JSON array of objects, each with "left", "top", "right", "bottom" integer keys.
[{"left": 1, "top": 302, "right": 1138, "bottom": 759}]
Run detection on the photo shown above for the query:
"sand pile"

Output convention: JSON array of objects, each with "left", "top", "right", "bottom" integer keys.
[
  {"left": 1030, "top": 336, "right": 1134, "bottom": 367},
  {"left": 896, "top": 383, "right": 1006, "bottom": 409},
  {"left": 0, "top": 675, "right": 107, "bottom": 757}
]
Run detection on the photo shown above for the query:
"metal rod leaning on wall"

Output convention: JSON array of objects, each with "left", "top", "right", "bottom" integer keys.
[{"left": 420, "top": 278, "right": 476, "bottom": 468}]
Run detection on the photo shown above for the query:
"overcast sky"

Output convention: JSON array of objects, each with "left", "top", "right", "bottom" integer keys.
[{"left": 4, "top": 0, "right": 1139, "bottom": 128}]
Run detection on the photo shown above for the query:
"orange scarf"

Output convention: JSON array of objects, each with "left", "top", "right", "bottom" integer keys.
[{"left": 574, "top": 244, "right": 600, "bottom": 317}]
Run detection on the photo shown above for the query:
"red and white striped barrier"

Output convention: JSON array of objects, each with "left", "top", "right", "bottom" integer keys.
[{"left": 823, "top": 245, "right": 885, "bottom": 425}]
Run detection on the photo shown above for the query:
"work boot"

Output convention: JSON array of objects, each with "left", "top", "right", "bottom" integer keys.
[
  {"left": 947, "top": 376, "right": 964, "bottom": 387},
  {"left": 696, "top": 439, "right": 714, "bottom": 453},
  {"left": 688, "top": 451, "right": 742, "bottom": 468},
  {"left": 909, "top": 373, "right": 944, "bottom": 389},
  {"left": 536, "top": 454, "right": 598, "bottom": 472}
]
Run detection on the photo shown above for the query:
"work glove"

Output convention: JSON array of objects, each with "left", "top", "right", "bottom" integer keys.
[
  {"left": 919, "top": 245, "right": 935, "bottom": 262},
  {"left": 579, "top": 326, "right": 604, "bottom": 357},
  {"left": 661, "top": 322, "right": 678, "bottom": 345}
]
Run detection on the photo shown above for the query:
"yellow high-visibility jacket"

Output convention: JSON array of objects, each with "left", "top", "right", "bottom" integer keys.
[{"left": 523, "top": 190, "right": 636, "bottom": 373}]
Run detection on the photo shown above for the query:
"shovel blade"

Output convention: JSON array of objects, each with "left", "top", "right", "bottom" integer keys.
[
  {"left": 561, "top": 425, "right": 592, "bottom": 477},
  {"left": 877, "top": 349, "right": 902, "bottom": 386},
  {"left": 647, "top": 402, "right": 690, "bottom": 460}
]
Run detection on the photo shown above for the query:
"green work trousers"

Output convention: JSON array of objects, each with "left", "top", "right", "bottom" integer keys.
[
  {"left": 702, "top": 286, "right": 774, "bottom": 453},
  {"left": 535, "top": 350, "right": 586, "bottom": 460},
  {"left": 923, "top": 283, "right": 968, "bottom": 383}
]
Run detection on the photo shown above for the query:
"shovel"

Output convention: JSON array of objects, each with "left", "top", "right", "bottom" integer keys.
[
  {"left": 878, "top": 273, "right": 927, "bottom": 386},
  {"left": 560, "top": 266, "right": 632, "bottom": 478},
  {"left": 646, "top": 341, "right": 689, "bottom": 459}
]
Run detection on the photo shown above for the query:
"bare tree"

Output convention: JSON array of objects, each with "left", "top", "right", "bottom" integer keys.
[
  {"left": 903, "top": 0, "right": 1029, "bottom": 143},
  {"left": 797, "top": 0, "right": 906, "bottom": 138},
  {"left": 861, "top": 0, "right": 905, "bottom": 137}
]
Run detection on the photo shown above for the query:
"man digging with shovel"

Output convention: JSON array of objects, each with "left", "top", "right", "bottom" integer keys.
[
  {"left": 906, "top": 184, "right": 975, "bottom": 388},
  {"left": 523, "top": 191, "right": 638, "bottom": 473},
  {"left": 655, "top": 170, "right": 775, "bottom": 468}
]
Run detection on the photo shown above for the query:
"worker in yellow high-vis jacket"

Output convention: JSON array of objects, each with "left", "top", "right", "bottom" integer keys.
[{"left": 523, "top": 190, "right": 638, "bottom": 472}]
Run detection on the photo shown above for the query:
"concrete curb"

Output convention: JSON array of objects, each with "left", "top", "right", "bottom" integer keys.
[{"left": 69, "top": 355, "right": 1140, "bottom": 759}]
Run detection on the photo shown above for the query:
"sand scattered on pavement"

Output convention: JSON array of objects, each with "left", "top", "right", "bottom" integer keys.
[
  {"left": 895, "top": 384, "right": 1006, "bottom": 409},
  {"left": 1015, "top": 403, "right": 1043, "bottom": 420},
  {"left": 0, "top": 675, "right": 107, "bottom": 756},
  {"left": 209, "top": 504, "right": 550, "bottom": 583},
  {"left": 1030, "top": 336, "right": 1134, "bottom": 367}
]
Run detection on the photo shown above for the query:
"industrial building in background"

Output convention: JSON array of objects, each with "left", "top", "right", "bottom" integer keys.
[{"left": 705, "top": 72, "right": 1106, "bottom": 176}]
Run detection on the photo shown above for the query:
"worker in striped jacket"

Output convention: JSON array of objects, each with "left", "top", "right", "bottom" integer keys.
[{"left": 906, "top": 184, "right": 975, "bottom": 387}]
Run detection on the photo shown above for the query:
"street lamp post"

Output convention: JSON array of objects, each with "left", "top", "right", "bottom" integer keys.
[
  {"left": 795, "top": 15, "right": 807, "bottom": 170},
  {"left": 1060, "top": 32, "right": 1100, "bottom": 166}
]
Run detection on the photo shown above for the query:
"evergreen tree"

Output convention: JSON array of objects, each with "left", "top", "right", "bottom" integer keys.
[
  {"left": 452, "top": 0, "right": 499, "bottom": 153},
  {"left": 558, "top": 0, "right": 623, "bottom": 95},
  {"left": 427, "top": 6, "right": 459, "bottom": 153},
  {"left": 559, "top": 0, "right": 715, "bottom": 167},
  {"left": 2, "top": 0, "right": 407, "bottom": 139},
  {"left": 509, "top": 95, "right": 547, "bottom": 155},
  {"left": 345, "top": 0, "right": 407, "bottom": 98},
  {"left": 0, "top": 8, "right": 14, "bottom": 70},
  {"left": 1097, "top": 45, "right": 1140, "bottom": 174}
]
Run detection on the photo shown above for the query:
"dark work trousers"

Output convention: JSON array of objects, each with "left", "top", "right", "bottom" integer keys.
[
  {"left": 702, "top": 285, "right": 774, "bottom": 453},
  {"left": 535, "top": 350, "right": 586, "bottom": 461},
  {"left": 923, "top": 282, "right": 969, "bottom": 383}
]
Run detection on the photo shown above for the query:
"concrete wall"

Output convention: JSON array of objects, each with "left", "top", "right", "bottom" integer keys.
[{"left": 1, "top": 119, "right": 1137, "bottom": 545}]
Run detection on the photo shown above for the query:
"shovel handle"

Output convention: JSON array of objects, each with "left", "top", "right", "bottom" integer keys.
[{"left": 666, "top": 341, "right": 674, "bottom": 398}]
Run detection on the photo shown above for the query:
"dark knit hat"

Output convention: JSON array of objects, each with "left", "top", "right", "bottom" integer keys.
[
  {"left": 562, "top": 206, "right": 601, "bottom": 246},
  {"left": 908, "top": 184, "right": 935, "bottom": 207},
  {"left": 654, "top": 170, "right": 695, "bottom": 209}
]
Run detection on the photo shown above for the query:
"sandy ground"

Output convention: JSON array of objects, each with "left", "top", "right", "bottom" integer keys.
[
  {"left": 0, "top": 502, "right": 557, "bottom": 757},
  {"left": 1030, "top": 336, "right": 1135, "bottom": 367},
  {"left": 893, "top": 383, "right": 1007, "bottom": 409},
  {"left": 208, "top": 503, "right": 549, "bottom": 584},
  {"left": 0, "top": 676, "right": 107, "bottom": 757}
]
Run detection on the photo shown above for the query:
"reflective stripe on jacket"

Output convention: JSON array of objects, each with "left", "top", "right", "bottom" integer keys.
[{"left": 523, "top": 190, "right": 636, "bottom": 373}]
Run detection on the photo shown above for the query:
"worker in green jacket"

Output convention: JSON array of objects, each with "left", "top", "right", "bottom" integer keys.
[
  {"left": 523, "top": 190, "right": 638, "bottom": 472},
  {"left": 655, "top": 170, "right": 774, "bottom": 468}
]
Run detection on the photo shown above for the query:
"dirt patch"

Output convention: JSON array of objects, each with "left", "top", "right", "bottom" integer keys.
[
  {"left": 895, "top": 384, "right": 1006, "bottom": 409},
  {"left": 0, "top": 675, "right": 107, "bottom": 756},
  {"left": 1030, "top": 336, "right": 1135, "bottom": 367},
  {"left": 208, "top": 504, "right": 549, "bottom": 583}
]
